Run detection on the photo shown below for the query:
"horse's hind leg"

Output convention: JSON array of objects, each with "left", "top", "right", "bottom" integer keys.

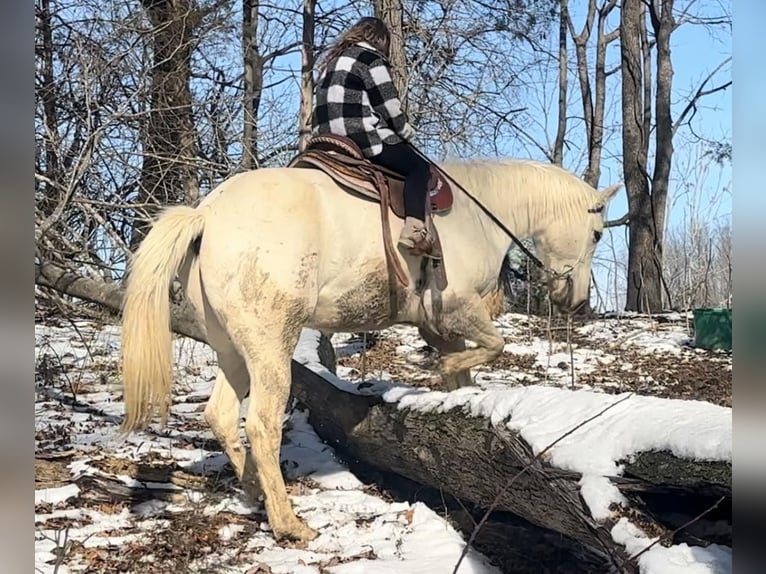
[
  {"left": 203, "top": 350, "right": 263, "bottom": 499},
  {"left": 226, "top": 299, "right": 317, "bottom": 543}
]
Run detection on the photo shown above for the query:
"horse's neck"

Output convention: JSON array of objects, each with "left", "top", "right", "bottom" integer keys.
[{"left": 441, "top": 162, "right": 535, "bottom": 244}]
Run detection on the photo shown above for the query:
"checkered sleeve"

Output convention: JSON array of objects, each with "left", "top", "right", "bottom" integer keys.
[{"left": 362, "top": 56, "right": 416, "bottom": 141}]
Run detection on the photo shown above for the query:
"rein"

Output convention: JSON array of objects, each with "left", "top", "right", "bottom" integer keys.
[{"left": 409, "top": 143, "right": 546, "bottom": 270}]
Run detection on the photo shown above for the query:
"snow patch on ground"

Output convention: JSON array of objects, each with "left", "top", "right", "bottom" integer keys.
[
  {"left": 35, "top": 314, "right": 730, "bottom": 574},
  {"left": 35, "top": 483, "right": 81, "bottom": 506},
  {"left": 35, "top": 322, "right": 499, "bottom": 574}
]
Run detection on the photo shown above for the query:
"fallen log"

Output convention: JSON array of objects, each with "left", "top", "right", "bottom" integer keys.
[
  {"left": 290, "top": 360, "right": 731, "bottom": 573},
  {"left": 35, "top": 261, "right": 206, "bottom": 342}
]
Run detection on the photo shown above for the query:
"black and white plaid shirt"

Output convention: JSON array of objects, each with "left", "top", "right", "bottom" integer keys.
[{"left": 312, "top": 41, "right": 415, "bottom": 158}]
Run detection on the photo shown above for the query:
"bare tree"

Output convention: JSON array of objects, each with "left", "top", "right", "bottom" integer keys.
[
  {"left": 619, "top": 0, "right": 731, "bottom": 312},
  {"left": 242, "top": 0, "right": 262, "bottom": 168},
  {"left": 549, "top": 0, "right": 620, "bottom": 315},
  {"left": 664, "top": 220, "right": 731, "bottom": 310},
  {"left": 36, "top": 0, "right": 60, "bottom": 219},
  {"left": 403, "top": 1, "right": 558, "bottom": 158},
  {"left": 133, "top": 0, "right": 203, "bottom": 247},
  {"left": 373, "top": 0, "right": 408, "bottom": 108},
  {"left": 662, "top": 141, "right": 731, "bottom": 310},
  {"left": 34, "top": 0, "right": 304, "bottom": 291},
  {"left": 298, "top": 0, "right": 317, "bottom": 152},
  {"left": 566, "top": 0, "right": 619, "bottom": 187},
  {"left": 552, "top": 0, "right": 568, "bottom": 166},
  {"left": 35, "top": 0, "right": 151, "bottom": 275}
]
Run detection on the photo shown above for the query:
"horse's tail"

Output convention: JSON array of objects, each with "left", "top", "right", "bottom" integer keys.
[{"left": 120, "top": 205, "right": 206, "bottom": 433}]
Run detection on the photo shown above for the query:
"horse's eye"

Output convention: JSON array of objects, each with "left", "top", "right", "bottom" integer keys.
[{"left": 593, "top": 230, "right": 603, "bottom": 243}]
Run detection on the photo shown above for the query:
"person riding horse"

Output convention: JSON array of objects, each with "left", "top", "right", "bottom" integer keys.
[{"left": 312, "top": 16, "right": 438, "bottom": 259}]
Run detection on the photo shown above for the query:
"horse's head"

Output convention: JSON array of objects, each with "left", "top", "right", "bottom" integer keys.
[{"left": 534, "top": 183, "right": 622, "bottom": 314}]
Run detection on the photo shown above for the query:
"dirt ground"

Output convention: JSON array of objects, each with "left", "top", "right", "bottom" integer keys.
[{"left": 334, "top": 313, "right": 732, "bottom": 408}]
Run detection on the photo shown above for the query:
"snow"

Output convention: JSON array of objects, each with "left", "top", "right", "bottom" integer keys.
[
  {"left": 35, "top": 483, "right": 81, "bottom": 506},
  {"left": 35, "top": 322, "right": 498, "bottom": 574},
  {"left": 579, "top": 474, "right": 628, "bottom": 521},
  {"left": 35, "top": 312, "right": 731, "bottom": 574},
  {"left": 379, "top": 384, "right": 730, "bottom": 475},
  {"left": 611, "top": 518, "right": 733, "bottom": 574},
  {"left": 373, "top": 367, "right": 730, "bottom": 573},
  {"left": 326, "top": 312, "right": 731, "bottom": 574}
]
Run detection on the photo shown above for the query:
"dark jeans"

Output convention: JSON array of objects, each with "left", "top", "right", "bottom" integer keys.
[{"left": 368, "top": 142, "right": 429, "bottom": 221}]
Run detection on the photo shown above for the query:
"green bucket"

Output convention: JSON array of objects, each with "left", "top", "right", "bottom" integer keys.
[{"left": 693, "top": 308, "right": 732, "bottom": 351}]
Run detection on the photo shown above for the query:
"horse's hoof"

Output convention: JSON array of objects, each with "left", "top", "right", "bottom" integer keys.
[
  {"left": 274, "top": 519, "right": 318, "bottom": 546},
  {"left": 435, "top": 358, "right": 454, "bottom": 377},
  {"left": 243, "top": 478, "right": 264, "bottom": 503}
]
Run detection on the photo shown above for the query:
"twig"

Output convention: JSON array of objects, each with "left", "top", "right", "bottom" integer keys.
[
  {"left": 672, "top": 57, "right": 732, "bottom": 137},
  {"left": 451, "top": 392, "right": 635, "bottom": 574},
  {"left": 567, "top": 315, "right": 576, "bottom": 390}
]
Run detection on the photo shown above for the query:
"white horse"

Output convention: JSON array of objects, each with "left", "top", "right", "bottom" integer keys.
[{"left": 120, "top": 157, "right": 620, "bottom": 543}]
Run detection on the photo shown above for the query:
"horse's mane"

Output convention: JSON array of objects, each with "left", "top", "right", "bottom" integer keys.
[{"left": 438, "top": 158, "right": 599, "bottom": 223}]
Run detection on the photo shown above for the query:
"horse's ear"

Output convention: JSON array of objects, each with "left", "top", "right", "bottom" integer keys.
[
  {"left": 589, "top": 183, "right": 623, "bottom": 212},
  {"left": 598, "top": 183, "right": 622, "bottom": 203}
]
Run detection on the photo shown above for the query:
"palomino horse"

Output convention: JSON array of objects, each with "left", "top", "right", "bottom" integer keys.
[{"left": 120, "top": 157, "right": 621, "bottom": 543}]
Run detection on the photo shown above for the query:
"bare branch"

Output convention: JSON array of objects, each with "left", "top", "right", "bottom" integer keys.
[
  {"left": 672, "top": 56, "right": 732, "bottom": 136},
  {"left": 605, "top": 213, "right": 630, "bottom": 228},
  {"left": 603, "top": 28, "right": 620, "bottom": 43}
]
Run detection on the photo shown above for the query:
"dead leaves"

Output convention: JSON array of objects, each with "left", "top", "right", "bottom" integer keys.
[
  {"left": 317, "top": 548, "right": 378, "bottom": 572},
  {"left": 335, "top": 317, "right": 731, "bottom": 407}
]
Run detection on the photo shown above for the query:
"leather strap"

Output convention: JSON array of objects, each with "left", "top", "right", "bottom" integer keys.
[{"left": 375, "top": 171, "right": 410, "bottom": 288}]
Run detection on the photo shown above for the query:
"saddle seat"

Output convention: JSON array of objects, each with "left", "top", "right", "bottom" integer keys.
[
  {"left": 288, "top": 134, "right": 453, "bottom": 219},
  {"left": 287, "top": 134, "right": 453, "bottom": 290}
]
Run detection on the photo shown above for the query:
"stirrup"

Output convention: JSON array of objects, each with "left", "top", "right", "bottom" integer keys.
[{"left": 398, "top": 231, "right": 440, "bottom": 260}]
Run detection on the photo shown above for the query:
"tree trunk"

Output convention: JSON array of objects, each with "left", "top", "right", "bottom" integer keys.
[
  {"left": 558, "top": 0, "right": 620, "bottom": 317},
  {"left": 590, "top": 0, "right": 618, "bottom": 188},
  {"left": 134, "top": 0, "right": 200, "bottom": 248},
  {"left": 568, "top": 0, "right": 596, "bottom": 181},
  {"left": 649, "top": 0, "right": 675, "bottom": 308},
  {"left": 36, "top": 0, "right": 60, "bottom": 218},
  {"left": 621, "top": 1, "right": 664, "bottom": 312},
  {"left": 298, "top": 0, "right": 316, "bottom": 152},
  {"left": 566, "top": 0, "right": 619, "bottom": 189},
  {"left": 35, "top": 260, "right": 206, "bottom": 342},
  {"left": 552, "top": 0, "right": 569, "bottom": 166},
  {"left": 242, "top": 0, "right": 263, "bottom": 168},
  {"left": 373, "top": 0, "right": 408, "bottom": 109}
]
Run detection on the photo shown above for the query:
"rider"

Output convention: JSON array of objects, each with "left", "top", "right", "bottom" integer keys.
[{"left": 312, "top": 16, "right": 437, "bottom": 258}]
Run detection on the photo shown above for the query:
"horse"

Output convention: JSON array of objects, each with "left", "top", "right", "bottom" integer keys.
[{"left": 119, "top": 157, "right": 621, "bottom": 543}]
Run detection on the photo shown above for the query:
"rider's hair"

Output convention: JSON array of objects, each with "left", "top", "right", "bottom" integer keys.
[{"left": 316, "top": 17, "right": 391, "bottom": 76}]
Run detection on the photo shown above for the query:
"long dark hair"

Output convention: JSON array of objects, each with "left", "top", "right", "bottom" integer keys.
[{"left": 316, "top": 17, "right": 391, "bottom": 76}]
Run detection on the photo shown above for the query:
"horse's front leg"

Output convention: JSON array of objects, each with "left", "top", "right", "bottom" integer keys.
[
  {"left": 417, "top": 327, "right": 472, "bottom": 390},
  {"left": 431, "top": 298, "right": 505, "bottom": 388}
]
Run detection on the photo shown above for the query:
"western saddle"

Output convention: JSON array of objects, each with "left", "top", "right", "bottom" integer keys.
[{"left": 287, "top": 134, "right": 453, "bottom": 289}]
